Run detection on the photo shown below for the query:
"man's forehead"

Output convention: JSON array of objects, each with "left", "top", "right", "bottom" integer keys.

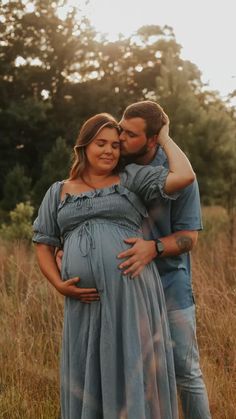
[{"left": 119, "top": 117, "right": 146, "bottom": 132}]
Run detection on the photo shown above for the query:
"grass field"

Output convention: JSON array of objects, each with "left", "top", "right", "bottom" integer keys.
[{"left": 0, "top": 206, "right": 236, "bottom": 418}]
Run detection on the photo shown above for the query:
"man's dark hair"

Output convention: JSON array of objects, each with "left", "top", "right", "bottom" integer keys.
[{"left": 122, "top": 100, "right": 165, "bottom": 138}]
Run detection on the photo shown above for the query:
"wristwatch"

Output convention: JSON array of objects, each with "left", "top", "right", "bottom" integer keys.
[{"left": 155, "top": 239, "right": 165, "bottom": 257}]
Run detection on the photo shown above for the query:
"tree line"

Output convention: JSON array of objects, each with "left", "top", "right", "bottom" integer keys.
[{"left": 0, "top": 0, "right": 236, "bottom": 223}]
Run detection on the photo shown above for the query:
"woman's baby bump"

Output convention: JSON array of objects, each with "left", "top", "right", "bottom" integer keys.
[{"left": 61, "top": 223, "right": 142, "bottom": 288}]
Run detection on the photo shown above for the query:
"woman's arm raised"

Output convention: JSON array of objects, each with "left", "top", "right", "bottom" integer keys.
[{"left": 158, "top": 114, "right": 195, "bottom": 194}]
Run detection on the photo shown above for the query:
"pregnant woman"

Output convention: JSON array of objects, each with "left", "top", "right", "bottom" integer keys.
[{"left": 33, "top": 112, "right": 195, "bottom": 419}]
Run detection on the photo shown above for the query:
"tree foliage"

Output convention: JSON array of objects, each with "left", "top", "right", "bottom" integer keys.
[
  {"left": 1, "top": 165, "right": 32, "bottom": 211},
  {"left": 0, "top": 1, "right": 235, "bottom": 213},
  {"left": 32, "top": 136, "right": 71, "bottom": 207}
]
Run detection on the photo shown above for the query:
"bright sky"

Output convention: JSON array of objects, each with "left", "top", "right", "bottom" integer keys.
[{"left": 58, "top": 0, "right": 236, "bottom": 100}]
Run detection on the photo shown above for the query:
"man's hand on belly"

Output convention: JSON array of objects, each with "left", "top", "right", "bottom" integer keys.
[{"left": 117, "top": 238, "right": 157, "bottom": 278}]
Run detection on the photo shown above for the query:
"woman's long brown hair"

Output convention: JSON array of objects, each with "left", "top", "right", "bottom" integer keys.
[{"left": 69, "top": 113, "right": 120, "bottom": 180}]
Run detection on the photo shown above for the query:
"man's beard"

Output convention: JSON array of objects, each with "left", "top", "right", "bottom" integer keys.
[{"left": 121, "top": 143, "right": 149, "bottom": 164}]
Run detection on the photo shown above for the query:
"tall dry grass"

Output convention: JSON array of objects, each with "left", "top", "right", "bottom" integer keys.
[
  {"left": 190, "top": 206, "right": 236, "bottom": 418},
  {"left": 0, "top": 206, "right": 236, "bottom": 418},
  {"left": 0, "top": 242, "right": 63, "bottom": 419}
]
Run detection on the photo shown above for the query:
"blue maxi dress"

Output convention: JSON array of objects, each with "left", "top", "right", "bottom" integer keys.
[{"left": 33, "top": 164, "right": 178, "bottom": 419}]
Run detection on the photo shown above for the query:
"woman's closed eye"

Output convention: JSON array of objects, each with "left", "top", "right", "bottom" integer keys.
[
  {"left": 96, "top": 140, "right": 120, "bottom": 149},
  {"left": 111, "top": 142, "right": 120, "bottom": 149}
]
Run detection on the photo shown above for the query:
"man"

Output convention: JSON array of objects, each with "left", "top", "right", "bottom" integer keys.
[{"left": 117, "top": 101, "right": 211, "bottom": 419}]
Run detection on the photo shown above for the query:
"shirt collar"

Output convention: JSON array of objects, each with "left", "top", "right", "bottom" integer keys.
[{"left": 149, "top": 146, "right": 167, "bottom": 167}]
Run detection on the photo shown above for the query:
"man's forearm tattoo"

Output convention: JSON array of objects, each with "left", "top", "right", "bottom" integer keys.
[{"left": 176, "top": 235, "right": 193, "bottom": 252}]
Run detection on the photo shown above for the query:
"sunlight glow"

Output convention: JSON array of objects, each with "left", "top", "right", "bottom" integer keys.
[{"left": 54, "top": 0, "right": 236, "bottom": 97}]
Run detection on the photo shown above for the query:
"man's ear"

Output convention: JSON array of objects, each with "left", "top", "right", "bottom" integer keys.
[{"left": 147, "top": 135, "right": 158, "bottom": 148}]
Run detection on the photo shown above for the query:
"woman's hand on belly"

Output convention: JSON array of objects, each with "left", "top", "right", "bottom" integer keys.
[{"left": 57, "top": 277, "right": 100, "bottom": 303}]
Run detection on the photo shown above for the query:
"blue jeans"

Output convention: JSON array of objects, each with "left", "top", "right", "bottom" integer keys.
[{"left": 168, "top": 305, "right": 211, "bottom": 419}]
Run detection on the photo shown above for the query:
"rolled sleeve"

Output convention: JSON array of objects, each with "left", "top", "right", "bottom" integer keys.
[
  {"left": 121, "top": 163, "right": 179, "bottom": 202},
  {"left": 32, "top": 182, "right": 62, "bottom": 247}
]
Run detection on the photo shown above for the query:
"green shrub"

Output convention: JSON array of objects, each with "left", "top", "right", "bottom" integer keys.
[{"left": 0, "top": 202, "right": 34, "bottom": 241}]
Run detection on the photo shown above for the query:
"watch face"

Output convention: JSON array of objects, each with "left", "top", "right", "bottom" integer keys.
[{"left": 156, "top": 240, "right": 164, "bottom": 254}]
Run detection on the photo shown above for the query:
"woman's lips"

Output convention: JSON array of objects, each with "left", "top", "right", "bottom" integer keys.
[{"left": 100, "top": 158, "right": 114, "bottom": 162}]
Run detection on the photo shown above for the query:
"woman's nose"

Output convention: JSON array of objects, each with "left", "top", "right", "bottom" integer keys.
[{"left": 104, "top": 145, "right": 113, "bottom": 153}]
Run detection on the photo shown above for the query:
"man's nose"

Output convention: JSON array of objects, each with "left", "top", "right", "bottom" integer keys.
[{"left": 119, "top": 130, "right": 125, "bottom": 141}]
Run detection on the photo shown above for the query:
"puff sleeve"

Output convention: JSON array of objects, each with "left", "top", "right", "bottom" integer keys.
[
  {"left": 120, "top": 163, "right": 179, "bottom": 202},
  {"left": 32, "top": 181, "right": 62, "bottom": 247}
]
